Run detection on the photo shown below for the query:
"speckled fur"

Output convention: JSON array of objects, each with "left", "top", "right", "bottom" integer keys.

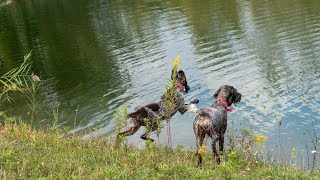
[
  {"left": 118, "top": 70, "right": 198, "bottom": 142},
  {"left": 193, "top": 85, "right": 242, "bottom": 166}
]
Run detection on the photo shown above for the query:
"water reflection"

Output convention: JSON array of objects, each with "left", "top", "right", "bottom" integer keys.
[{"left": 0, "top": 0, "right": 129, "bottom": 131}]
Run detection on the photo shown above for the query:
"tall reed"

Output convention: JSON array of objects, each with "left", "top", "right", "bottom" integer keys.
[{"left": 163, "top": 56, "right": 180, "bottom": 147}]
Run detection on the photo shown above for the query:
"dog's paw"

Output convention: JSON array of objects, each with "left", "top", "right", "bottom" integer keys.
[{"left": 191, "top": 99, "right": 199, "bottom": 104}]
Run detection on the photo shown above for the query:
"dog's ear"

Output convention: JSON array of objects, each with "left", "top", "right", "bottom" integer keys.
[
  {"left": 234, "top": 91, "right": 242, "bottom": 104},
  {"left": 213, "top": 87, "right": 222, "bottom": 99},
  {"left": 228, "top": 87, "right": 242, "bottom": 105},
  {"left": 185, "top": 84, "right": 190, "bottom": 92}
]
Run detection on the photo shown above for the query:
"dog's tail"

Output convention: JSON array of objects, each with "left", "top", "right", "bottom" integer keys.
[
  {"left": 188, "top": 104, "right": 199, "bottom": 113},
  {"left": 185, "top": 99, "right": 199, "bottom": 113}
]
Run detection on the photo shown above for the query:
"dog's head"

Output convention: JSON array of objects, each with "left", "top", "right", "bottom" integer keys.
[
  {"left": 213, "top": 85, "right": 242, "bottom": 106},
  {"left": 172, "top": 69, "right": 190, "bottom": 93}
]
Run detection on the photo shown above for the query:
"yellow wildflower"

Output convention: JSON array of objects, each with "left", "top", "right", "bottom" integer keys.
[
  {"left": 172, "top": 56, "right": 180, "bottom": 68},
  {"left": 30, "top": 133, "right": 36, "bottom": 142},
  {"left": 159, "top": 163, "right": 168, "bottom": 169},
  {"left": 198, "top": 145, "right": 207, "bottom": 156},
  {"left": 253, "top": 134, "right": 267, "bottom": 145}
]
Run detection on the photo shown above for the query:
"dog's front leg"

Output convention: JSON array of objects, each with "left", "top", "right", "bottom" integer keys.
[
  {"left": 219, "top": 122, "right": 227, "bottom": 151},
  {"left": 140, "top": 123, "right": 158, "bottom": 142},
  {"left": 140, "top": 131, "right": 155, "bottom": 142}
]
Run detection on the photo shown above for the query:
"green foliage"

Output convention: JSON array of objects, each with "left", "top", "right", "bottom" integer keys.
[
  {"left": 52, "top": 107, "right": 59, "bottom": 129},
  {"left": 0, "top": 51, "right": 33, "bottom": 102},
  {"left": 0, "top": 121, "right": 318, "bottom": 179},
  {"left": 163, "top": 83, "right": 176, "bottom": 118},
  {"left": 156, "top": 116, "right": 163, "bottom": 141},
  {"left": 163, "top": 56, "right": 180, "bottom": 147},
  {"left": 145, "top": 139, "right": 153, "bottom": 150},
  {"left": 144, "top": 118, "right": 151, "bottom": 135},
  {"left": 163, "top": 56, "right": 180, "bottom": 118},
  {"left": 0, "top": 111, "right": 15, "bottom": 125},
  {"left": 114, "top": 107, "right": 128, "bottom": 136},
  {"left": 26, "top": 73, "right": 41, "bottom": 126},
  {"left": 117, "top": 134, "right": 125, "bottom": 143},
  {"left": 114, "top": 107, "right": 129, "bottom": 148},
  {"left": 63, "top": 126, "right": 70, "bottom": 138}
]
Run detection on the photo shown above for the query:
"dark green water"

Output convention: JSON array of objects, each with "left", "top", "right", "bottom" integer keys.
[{"left": 1, "top": 0, "right": 320, "bottom": 162}]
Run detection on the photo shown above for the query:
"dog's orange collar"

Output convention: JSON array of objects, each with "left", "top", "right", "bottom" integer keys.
[
  {"left": 177, "top": 83, "right": 184, "bottom": 91},
  {"left": 215, "top": 98, "right": 233, "bottom": 112}
]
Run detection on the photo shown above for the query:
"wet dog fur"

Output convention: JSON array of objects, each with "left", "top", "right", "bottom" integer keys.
[
  {"left": 193, "top": 85, "right": 242, "bottom": 166},
  {"left": 118, "top": 70, "right": 198, "bottom": 142}
]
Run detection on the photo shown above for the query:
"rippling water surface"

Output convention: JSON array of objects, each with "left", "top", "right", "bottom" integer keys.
[{"left": 1, "top": 0, "right": 320, "bottom": 161}]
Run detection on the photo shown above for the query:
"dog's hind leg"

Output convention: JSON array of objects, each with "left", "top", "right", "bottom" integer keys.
[
  {"left": 211, "top": 135, "right": 220, "bottom": 164},
  {"left": 195, "top": 130, "right": 205, "bottom": 167},
  {"left": 118, "top": 123, "right": 140, "bottom": 138}
]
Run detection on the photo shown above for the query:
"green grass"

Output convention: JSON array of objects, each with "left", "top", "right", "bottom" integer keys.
[{"left": 0, "top": 122, "right": 319, "bottom": 179}]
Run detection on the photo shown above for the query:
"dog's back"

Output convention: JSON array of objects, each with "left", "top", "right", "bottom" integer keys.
[
  {"left": 193, "top": 106, "right": 226, "bottom": 138},
  {"left": 128, "top": 103, "right": 160, "bottom": 118}
]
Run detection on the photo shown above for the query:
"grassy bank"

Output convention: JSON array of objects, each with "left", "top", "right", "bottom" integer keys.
[{"left": 0, "top": 122, "right": 319, "bottom": 179}]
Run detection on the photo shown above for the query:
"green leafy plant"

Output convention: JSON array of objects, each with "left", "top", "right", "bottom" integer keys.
[
  {"left": 145, "top": 139, "right": 153, "bottom": 150},
  {"left": 163, "top": 56, "right": 180, "bottom": 147},
  {"left": 26, "top": 73, "right": 41, "bottom": 126},
  {"left": 114, "top": 107, "right": 128, "bottom": 144},
  {"left": 52, "top": 107, "right": 59, "bottom": 130},
  {"left": 156, "top": 116, "right": 163, "bottom": 142},
  {"left": 144, "top": 118, "right": 151, "bottom": 135},
  {"left": 0, "top": 51, "right": 33, "bottom": 102},
  {"left": 0, "top": 111, "right": 15, "bottom": 125}
]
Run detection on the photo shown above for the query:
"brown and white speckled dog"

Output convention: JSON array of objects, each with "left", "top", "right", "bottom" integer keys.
[
  {"left": 118, "top": 69, "right": 199, "bottom": 142},
  {"left": 193, "top": 85, "right": 242, "bottom": 167}
]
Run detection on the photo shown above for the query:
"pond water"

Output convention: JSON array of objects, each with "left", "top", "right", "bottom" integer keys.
[{"left": 1, "top": 0, "right": 320, "bottom": 165}]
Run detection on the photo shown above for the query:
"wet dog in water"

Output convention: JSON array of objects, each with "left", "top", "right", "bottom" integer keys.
[
  {"left": 192, "top": 85, "right": 242, "bottom": 166},
  {"left": 118, "top": 69, "right": 199, "bottom": 142}
]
